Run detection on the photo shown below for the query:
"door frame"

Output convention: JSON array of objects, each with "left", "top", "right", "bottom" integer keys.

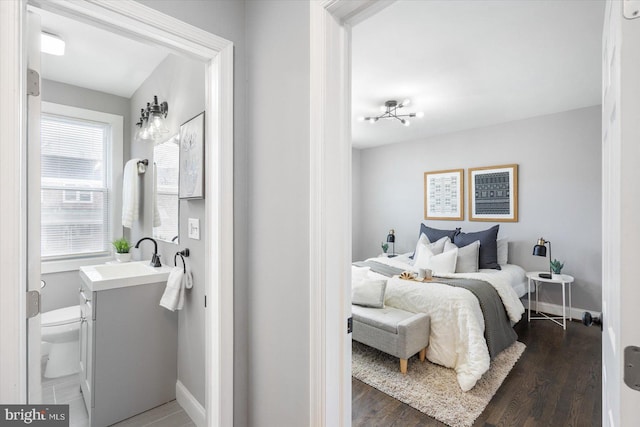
[
  {"left": 0, "top": 1, "right": 234, "bottom": 426},
  {"left": 308, "top": 1, "right": 395, "bottom": 425}
]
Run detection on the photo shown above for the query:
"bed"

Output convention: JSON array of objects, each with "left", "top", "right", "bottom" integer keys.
[{"left": 352, "top": 252, "right": 526, "bottom": 391}]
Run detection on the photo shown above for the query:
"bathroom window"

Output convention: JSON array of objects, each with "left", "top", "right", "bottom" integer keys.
[{"left": 40, "top": 103, "right": 123, "bottom": 268}]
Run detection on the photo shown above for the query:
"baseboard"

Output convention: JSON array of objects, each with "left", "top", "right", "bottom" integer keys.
[
  {"left": 176, "top": 380, "right": 205, "bottom": 427},
  {"left": 522, "top": 298, "right": 601, "bottom": 321}
]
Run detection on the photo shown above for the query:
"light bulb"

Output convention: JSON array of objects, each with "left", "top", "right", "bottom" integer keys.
[
  {"left": 401, "top": 98, "right": 411, "bottom": 107},
  {"left": 357, "top": 116, "right": 365, "bottom": 122},
  {"left": 403, "top": 119, "right": 411, "bottom": 127},
  {"left": 416, "top": 111, "right": 425, "bottom": 118},
  {"left": 369, "top": 118, "right": 377, "bottom": 124}
]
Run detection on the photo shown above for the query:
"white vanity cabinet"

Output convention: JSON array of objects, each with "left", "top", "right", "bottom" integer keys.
[{"left": 78, "top": 274, "right": 177, "bottom": 427}]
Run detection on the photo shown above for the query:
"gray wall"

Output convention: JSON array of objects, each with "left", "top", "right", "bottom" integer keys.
[
  {"left": 245, "top": 1, "right": 310, "bottom": 425},
  {"left": 128, "top": 53, "right": 207, "bottom": 405},
  {"left": 132, "top": 1, "right": 249, "bottom": 423},
  {"left": 352, "top": 147, "right": 362, "bottom": 261},
  {"left": 40, "top": 79, "right": 130, "bottom": 313},
  {"left": 353, "top": 106, "right": 602, "bottom": 312}
]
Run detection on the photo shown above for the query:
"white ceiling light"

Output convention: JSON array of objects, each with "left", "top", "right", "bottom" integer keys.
[
  {"left": 41, "top": 32, "right": 65, "bottom": 56},
  {"left": 361, "top": 100, "right": 423, "bottom": 127}
]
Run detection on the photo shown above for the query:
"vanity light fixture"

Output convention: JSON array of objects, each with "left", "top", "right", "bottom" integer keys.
[
  {"left": 41, "top": 32, "right": 65, "bottom": 56},
  {"left": 135, "top": 95, "right": 169, "bottom": 143},
  {"left": 358, "top": 99, "right": 424, "bottom": 127}
]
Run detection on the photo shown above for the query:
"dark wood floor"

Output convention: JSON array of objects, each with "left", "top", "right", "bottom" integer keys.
[{"left": 352, "top": 311, "right": 602, "bottom": 427}]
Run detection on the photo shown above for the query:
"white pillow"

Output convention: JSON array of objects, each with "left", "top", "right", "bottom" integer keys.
[
  {"left": 497, "top": 238, "right": 509, "bottom": 265},
  {"left": 352, "top": 279, "right": 387, "bottom": 308},
  {"left": 445, "top": 240, "right": 480, "bottom": 273},
  {"left": 414, "top": 245, "right": 458, "bottom": 274},
  {"left": 352, "top": 266, "right": 370, "bottom": 282},
  {"left": 413, "top": 234, "right": 450, "bottom": 262}
]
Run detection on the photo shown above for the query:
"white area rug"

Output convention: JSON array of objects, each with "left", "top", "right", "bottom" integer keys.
[{"left": 352, "top": 341, "right": 526, "bottom": 427}]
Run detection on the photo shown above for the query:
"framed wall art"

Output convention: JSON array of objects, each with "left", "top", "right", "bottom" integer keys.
[
  {"left": 468, "top": 164, "right": 518, "bottom": 222},
  {"left": 424, "top": 169, "right": 464, "bottom": 220},
  {"left": 179, "top": 112, "right": 205, "bottom": 199}
]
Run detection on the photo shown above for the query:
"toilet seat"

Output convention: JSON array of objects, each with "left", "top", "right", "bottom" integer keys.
[{"left": 42, "top": 305, "right": 81, "bottom": 327}]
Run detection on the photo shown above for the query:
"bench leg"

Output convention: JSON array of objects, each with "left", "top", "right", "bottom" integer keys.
[
  {"left": 419, "top": 348, "right": 426, "bottom": 362},
  {"left": 400, "top": 358, "right": 408, "bottom": 374}
]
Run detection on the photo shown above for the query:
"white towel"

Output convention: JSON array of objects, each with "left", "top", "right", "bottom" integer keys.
[
  {"left": 152, "top": 163, "right": 161, "bottom": 228},
  {"left": 160, "top": 267, "right": 185, "bottom": 311},
  {"left": 122, "top": 159, "right": 141, "bottom": 228}
]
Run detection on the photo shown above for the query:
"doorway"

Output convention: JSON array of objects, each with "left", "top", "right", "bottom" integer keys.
[{"left": 0, "top": 1, "right": 233, "bottom": 425}]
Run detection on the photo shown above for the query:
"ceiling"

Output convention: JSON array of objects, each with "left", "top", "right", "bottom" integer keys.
[
  {"left": 38, "top": 8, "right": 170, "bottom": 98},
  {"left": 351, "top": 0, "right": 605, "bottom": 149}
]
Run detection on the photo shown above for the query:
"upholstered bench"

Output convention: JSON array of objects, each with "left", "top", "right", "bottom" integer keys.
[{"left": 352, "top": 305, "right": 430, "bottom": 374}]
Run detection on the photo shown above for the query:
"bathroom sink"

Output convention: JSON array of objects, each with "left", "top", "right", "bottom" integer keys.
[{"left": 80, "top": 261, "right": 173, "bottom": 291}]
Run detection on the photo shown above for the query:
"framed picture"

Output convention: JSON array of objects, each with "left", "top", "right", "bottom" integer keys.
[
  {"left": 179, "top": 112, "right": 205, "bottom": 199},
  {"left": 468, "top": 164, "right": 518, "bottom": 222},
  {"left": 424, "top": 169, "right": 464, "bottom": 220}
]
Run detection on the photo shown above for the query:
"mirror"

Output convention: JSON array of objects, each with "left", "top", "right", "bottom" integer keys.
[{"left": 153, "top": 134, "right": 180, "bottom": 244}]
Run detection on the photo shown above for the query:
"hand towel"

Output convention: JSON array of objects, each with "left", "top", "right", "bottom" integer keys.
[
  {"left": 122, "top": 159, "right": 141, "bottom": 228},
  {"left": 160, "top": 267, "right": 185, "bottom": 311},
  {"left": 152, "top": 163, "right": 161, "bottom": 228}
]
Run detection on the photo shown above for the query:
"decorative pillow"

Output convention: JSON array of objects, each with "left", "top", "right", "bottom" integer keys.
[
  {"left": 413, "top": 234, "right": 450, "bottom": 261},
  {"left": 420, "top": 224, "right": 461, "bottom": 243},
  {"left": 414, "top": 244, "right": 458, "bottom": 275},
  {"left": 352, "top": 279, "right": 387, "bottom": 308},
  {"left": 410, "top": 225, "right": 461, "bottom": 259},
  {"left": 454, "top": 225, "right": 500, "bottom": 270},
  {"left": 497, "top": 238, "right": 508, "bottom": 265},
  {"left": 445, "top": 240, "right": 479, "bottom": 273},
  {"left": 352, "top": 266, "right": 370, "bottom": 282}
]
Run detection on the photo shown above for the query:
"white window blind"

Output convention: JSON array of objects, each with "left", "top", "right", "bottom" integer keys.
[{"left": 41, "top": 113, "right": 111, "bottom": 260}]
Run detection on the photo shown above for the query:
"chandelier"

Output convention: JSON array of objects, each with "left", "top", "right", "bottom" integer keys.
[{"left": 359, "top": 99, "right": 423, "bottom": 127}]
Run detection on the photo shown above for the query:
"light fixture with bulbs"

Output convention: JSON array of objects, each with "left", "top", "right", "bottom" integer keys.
[
  {"left": 359, "top": 99, "right": 424, "bottom": 127},
  {"left": 135, "top": 95, "right": 169, "bottom": 143},
  {"left": 41, "top": 32, "right": 65, "bottom": 56}
]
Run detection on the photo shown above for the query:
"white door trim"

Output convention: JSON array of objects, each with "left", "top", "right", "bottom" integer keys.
[
  {"left": 0, "top": 2, "right": 234, "bottom": 426},
  {"left": 309, "top": 1, "right": 394, "bottom": 425},
  {"left": 0, "top": 0, "right": 28, "bottom": 405}
]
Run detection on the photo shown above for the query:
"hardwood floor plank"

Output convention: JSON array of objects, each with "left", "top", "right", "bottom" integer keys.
[{"left": 353, "top": 312, "right": 602, "bottom": 426}]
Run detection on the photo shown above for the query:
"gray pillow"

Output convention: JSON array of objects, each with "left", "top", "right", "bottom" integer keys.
[
  {"left": 453, "top": 225, "right": 500, "bottom": 270},
  {"left": 420, "top": 224, "right": 461, "bottom": 242},
  {"left": 352, "top": 279, "right": 387, "bottom": 308},
  {"left": 445, "top": 240, "right": 480, "bottom": 273}
]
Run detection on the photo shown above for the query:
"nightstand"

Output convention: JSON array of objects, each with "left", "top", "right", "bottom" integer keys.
[{"left": 526, "top": 271, "right": 575, "bottom": 330}]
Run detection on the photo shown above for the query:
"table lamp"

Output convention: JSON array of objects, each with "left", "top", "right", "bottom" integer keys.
[
  {"left": 532, "top": 237, "right": 552, "bottom": 279},
  {"left": 386, "top": 229, "right": 396, "bottom": 258}
]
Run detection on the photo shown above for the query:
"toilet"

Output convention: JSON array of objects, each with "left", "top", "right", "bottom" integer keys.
[{"left": 41, "top": 305, "right": 81, "bottom": 378}]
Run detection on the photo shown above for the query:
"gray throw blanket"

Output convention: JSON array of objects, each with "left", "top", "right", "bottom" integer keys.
[{"left": 352, "top": 260, "right": 516, "bottom": 358}]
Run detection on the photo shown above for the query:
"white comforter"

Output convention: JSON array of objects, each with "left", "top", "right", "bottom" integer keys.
[{"left": 356, "top": 255, "right": 525, "bottom": 391}]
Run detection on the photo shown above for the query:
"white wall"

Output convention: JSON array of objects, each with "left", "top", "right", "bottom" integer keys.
[
  {"left": 353, "top": 106, "right": 602, "bottom": 312},
  {"left": 245, "top": 1, "right": 310, "bottom": 425}
]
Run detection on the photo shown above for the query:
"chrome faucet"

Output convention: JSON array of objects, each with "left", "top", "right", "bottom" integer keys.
[{"left": 135, "top": 237, "right": 162, "bottom": 267}]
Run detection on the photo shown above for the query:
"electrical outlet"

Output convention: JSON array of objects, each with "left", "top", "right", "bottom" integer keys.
[{"left": 188, "top": 218, "right": 200, "bottom": 240}]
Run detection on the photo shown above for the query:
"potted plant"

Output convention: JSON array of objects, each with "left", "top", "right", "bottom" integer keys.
[
  {"left": 381, "top": 242, "right": 389, "bottom": 255},
  {"left": 112, "top": 237, "right": 132, "bottom": 262},
  {"left": 550, "top": 259, "right": 564, "bottom": 280}
]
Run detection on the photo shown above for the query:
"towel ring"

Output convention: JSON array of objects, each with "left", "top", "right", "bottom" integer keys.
[{"left": 174, "top": 248, "right": 190, "bottom": 273}]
